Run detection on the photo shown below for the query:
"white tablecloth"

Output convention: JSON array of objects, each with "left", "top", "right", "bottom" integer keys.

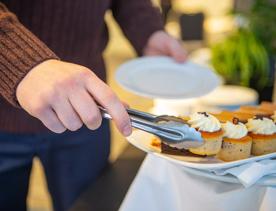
[{"left": 120, "top": 155, "right": 276, "bottom": 211}]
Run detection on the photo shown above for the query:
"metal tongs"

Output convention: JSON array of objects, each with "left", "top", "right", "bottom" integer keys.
[{"left": 99, "top": 106, "right": 203, "bottom": 149}]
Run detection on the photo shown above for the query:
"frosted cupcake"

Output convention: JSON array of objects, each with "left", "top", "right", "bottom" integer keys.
[
  {"left": 188, "top": 112, "right": 223, "bottom": 156},
  {"left": 246, "top": 116, "right": 276, "bottom": 155},
  {"left": 218, "top": 118, "right": 252, "bottom": 161}
]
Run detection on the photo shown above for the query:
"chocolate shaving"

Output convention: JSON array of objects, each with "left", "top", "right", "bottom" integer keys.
[{"left": 198, "top": 112, "right": 209, "bottom": 117}]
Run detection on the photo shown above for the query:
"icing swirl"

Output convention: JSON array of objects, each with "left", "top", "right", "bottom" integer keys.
[
  {"left": 246, "top": 117, "right": 276, "bottom": 135},
  {"left": 223, "top": 121, "right": 248, "bottom": 139},
  {"left": 188, "top": 112, "right": 221, "bottom": 132}
]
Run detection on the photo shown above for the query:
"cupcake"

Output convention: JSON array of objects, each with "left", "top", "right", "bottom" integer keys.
[
  {"left": 188, "top": 112, "right": 223, "bottom": 156},
  {"left": 238, "top": 106, "right": 273, "bottom": 117},
  {"left": 260, "top": 101, "right": 276, "bottom": 112},
  {"left": 218, "top": 118, "right": 252, "bottom": 161},
  {"left": 246, "top": 116, "right": 276, "bottom": 155},
  {"left": 213, "top": 111, "right": 254, "bottom": 123}
]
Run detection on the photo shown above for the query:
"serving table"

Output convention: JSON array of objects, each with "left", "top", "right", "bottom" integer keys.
[{"left": 120, "top": 154, "right": 276, "bottom": 211}]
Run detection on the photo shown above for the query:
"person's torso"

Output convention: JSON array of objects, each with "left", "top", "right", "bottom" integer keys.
[
  {"left": 0, "top": 0, "right": 113, "bottom": 133},
  {"left": 2, "top": 0, "right": 111, "bottom": 71}
]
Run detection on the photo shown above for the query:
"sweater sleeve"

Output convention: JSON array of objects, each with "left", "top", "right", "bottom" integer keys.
[
  {"left": 0, "top": 2, "right": 59, "bottom": 106},
  {"left": 111, "top": 0, "right": 164, "bottom": 56}
]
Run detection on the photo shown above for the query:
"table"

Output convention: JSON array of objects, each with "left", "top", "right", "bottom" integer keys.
[{"left": 120, "top": 154, "right": 276, "bottom": 211}]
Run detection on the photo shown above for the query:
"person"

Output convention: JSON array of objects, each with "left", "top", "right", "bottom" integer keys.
[{"left": 0, "top": 0, "right": 186, "bottom": 210}]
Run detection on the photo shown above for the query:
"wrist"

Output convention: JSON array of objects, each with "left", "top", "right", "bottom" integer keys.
[{"left": 16, "top": 59, "right": 60, "bottom": 104}]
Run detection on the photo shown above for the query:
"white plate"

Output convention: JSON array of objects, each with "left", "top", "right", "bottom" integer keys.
[
  {"left": 127, "top": 130, "right": 276, "bottom": 171},
  {"left": 116, "top": 56, "right": 220, "bottom": 99}
]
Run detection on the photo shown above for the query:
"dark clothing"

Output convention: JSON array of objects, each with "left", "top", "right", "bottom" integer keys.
[
  {"left": 0, "top": 0, "right": 163, "bottom": 133},
  {"left": 0, "top": 1, "right": 163, "bottom": 210},
  {"left": 0, "top": 121, "right": 110, "bottom": 211}
]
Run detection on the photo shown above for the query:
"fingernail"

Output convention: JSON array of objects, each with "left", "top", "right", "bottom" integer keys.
[{"left": 123, "top": 124, "right": 132, "bottom": 136}]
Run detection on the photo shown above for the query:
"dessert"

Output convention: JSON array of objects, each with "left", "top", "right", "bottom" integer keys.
[
  {"left": 160, "top": 141, "right": 204, "bottom": 157},
  {"left": 218, "top": 118, "right": 252, "bottom": 161},
  {"left": 246, "top": 116, "right": 276, "bottom": 155},
  {"left": 260, "top": 101, "right": 276, "bottom": 112},
  {"left": 213, "top": 110, "right": 254, "bottom": 123},
  {"left": 150, "top": 112, "right": 223, "bottom": 156},
  {"left": 149, "top": 101, "right": 276, "bottom": 161},
  {"left": 260, "top": 102, "right": 276, "bottom": 122},
  {"left": 238, "top": 105, "right": 273, "bottom": 117},
  {"left": 188, "top": 112, "right": 223, "bottom": 156},
  {"left": 151, "top": 137, "right": 204, "bottom": 157}
]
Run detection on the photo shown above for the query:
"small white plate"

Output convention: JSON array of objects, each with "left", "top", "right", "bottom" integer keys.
[
  {"left": 127, "top": 130, "right": 276, "bottom": 171},
  {"left": 116, "top": 56, "right": 220, "bottom": 99}
]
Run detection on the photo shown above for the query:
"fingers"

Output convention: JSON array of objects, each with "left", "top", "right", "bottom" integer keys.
[
  {"left": 69, "top": 89, "right": 102, "bottom": 130},
  {"left": 167, "top": 38, "right": 187, "bottom": 62},
  {"left": 144, "top": 31, "right": 187, "bottom": 62},
  {"left": 85, "top": 75, "right": 132, "bottom": 136},
  {"left": 52, "top": 98, "right": 83, "bottom": 131},
  {"left": 122, "top": 101, "right": 130, "bottom": 109},
  {"left": 18, "top": 58, "right": 130, "bottom": 134},
  {"left": 39, "top": 108, "right": 67, "bottom": 133}
]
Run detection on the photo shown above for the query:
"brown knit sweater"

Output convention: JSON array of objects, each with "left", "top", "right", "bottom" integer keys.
[{"left": 0, "top": 0, "right": 163, "bottom": 133}]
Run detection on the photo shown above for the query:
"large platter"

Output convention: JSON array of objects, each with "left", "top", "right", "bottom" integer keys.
[{"left": 127, "top": 130, "right": 276, "bottom": 171}]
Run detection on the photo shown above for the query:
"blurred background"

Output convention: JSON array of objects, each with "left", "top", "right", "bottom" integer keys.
[{"left": 28, "top": 0, "right": 276, "bottom": 210}]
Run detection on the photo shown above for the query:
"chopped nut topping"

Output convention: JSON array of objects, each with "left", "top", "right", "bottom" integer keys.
[{"left": 232, "top": 117, "right": 240, "bottom": 125}]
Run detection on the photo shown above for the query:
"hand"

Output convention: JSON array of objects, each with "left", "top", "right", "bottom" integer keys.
[
  {"left": 143, "top": 31, "right": 187, "bottom": 62},
  {"left": 16, "top": 59, "right": 132, "bottom": 136}
]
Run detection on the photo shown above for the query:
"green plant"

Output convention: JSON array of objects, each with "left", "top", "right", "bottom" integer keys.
[
  {"left": 211, "top": 28, "right": 269, "bottom": 88},
  {"left": 244, "top": 0, "right": 276, "bottom": 55}
]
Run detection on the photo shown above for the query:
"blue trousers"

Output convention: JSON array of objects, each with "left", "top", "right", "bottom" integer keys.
[{"left": 0, "top": 120, "right": 110, "bottom": 211}]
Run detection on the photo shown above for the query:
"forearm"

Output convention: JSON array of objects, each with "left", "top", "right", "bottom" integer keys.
[
  {"left": 0, "top": 2, "right": 58, "bottom": 106},
  {"left": 111, "top": 0, "right": 164, "bottom": 56}
]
